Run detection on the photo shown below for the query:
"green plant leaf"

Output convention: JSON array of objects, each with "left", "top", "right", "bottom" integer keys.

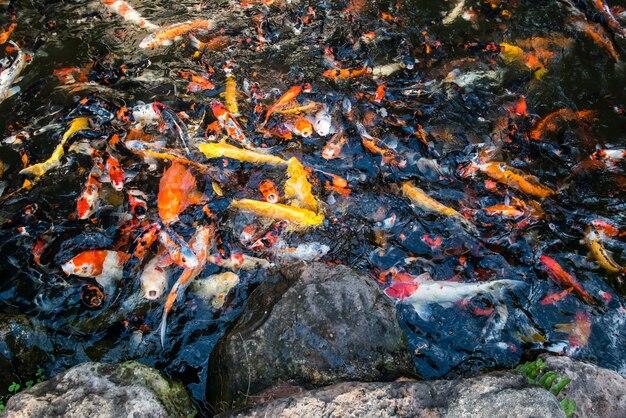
[
  {"left": 8, "top": 383, "right": 20, "bottom": 393},
  {"left": 551, "top": 377, "right": 571, "bottom": 396},
  {"left": 560, "top": 397, "right": 576, "bottom": 418},
  {"left": 539, "top": 372, "right": 557, "bottom": 389}
]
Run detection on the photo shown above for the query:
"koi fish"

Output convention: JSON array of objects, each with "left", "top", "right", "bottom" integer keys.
[
  {"left": 569, "top": 17, "right": 619, "bottom": 62},
  {"left": 529, "top": 109, "right": 595, "bottom": 141},
  {"left": 101, "top": 0, "right": 158, "bottom": 31},
  {"left": 263, "top": 85, "right": 303, "bottom": 126},
  {"left": 590, "top": 148, "right": 625, "bottom": 171},
  {"left": 583, "top": 227, "right": 624, "bottom": 274},
  {"left": 322, "top": 133, "right": 347, "bottom": 160},
  {"left": 197, "top": 142, "right": 287, "bottom": 166},
  {"left": 158, "top": 228, "right": 200, "bottom": 270},
  {"left": 248, "top": 222, "right": 285, "bottom": 251},
  {"left": 442, "top": 0, "right": 466, "bottom": 25},
  {"left": 191, "top": 272, "right": 239, "bottom": 309},
  {"left": 323, "top": 67, "right": 370, "bottom": 80},
  {"left": 140, "top": 254, "right": 170, "bottom": 300},
  {"left": 402, "top": 181, "right": 475, "bottom": 232},
  {"left": 0, "top": 22, "right": 16, "bottom": 44},
  {"left": 374, "top": 83, "right": 386, "bottom": 103},
  {"left": 555, "top": 311, "right": 592, "bottom": 349},
  {"left": 274, "top": 242, "right": 330, "bottom": 261},
  {"left": 385, "top": 273, "right": 522, "bottom": 320},
  {"left": 133, "top": 222, "right": 160, "bottom": 259},
  {"left": 224, "top": 75, "right": 239, "bottom": 115},
  {"left": 284, "top": 157, "right": 318, "bottom": 211},
  {"left": 259, "top": 179, "right": 279, "bottom": 203},
  {"left": 357, "top": 123, "right": 407, "bottom": 167},
  {"left": 20, "top": 118, "right": 90, "bottom": 178},
  {"left": 482, "top": 205, "right": 525, "bottom": 219},
  {"left": 206, "top": 253, "right": 272, "bottom": 270},
  {"left": 0, "top": 41, "right": 27, "bottom": 103},
  {"left": 139, "top": 19, "right": 214, "bottom": 49},
  {"left": 540, "top": 288, "right": 573, "bottom": 305},
  {"left": 125, "top": 140, "right": 212, "bottom": 174},
  {"left": 179, "top": 70, "right": 214, "bottom": 92},
  {"left": 591, "top": 0, "right": 626, "bottom": 37},
  {"left": 160, "top": 224, "right": 214, "bottom": 345},
  {"left": 77, "top": 158, "right": 104, "bottom": 219},
  {"left": 189, "top": 34, "right": 230, "bottom": 52},
  {"left": 230, "top": 199, "right": 324, "bottom": 228},
  {"left": 476, "top": 162, "right": 555, "bottom": 199},
  {"left": 157, "top": 162, "right": 205, "bottom": 224},
  {"left": 105, "top": 155, "right": 124, "bottom": 191},
  {"left": 313, "top": 105, "right": 332, "bottom": 136},
  {"left": 61, "top": 250, "right": 130, "bottom": 288},
  {"left": 540, "top": 255, "right": 595, "bottom": 304},
  {"left": 210, "top": 101, "right": 250, "bottom": 147},
  {"left": 291, "top": 117, "right": 313, "bottom": 137}
]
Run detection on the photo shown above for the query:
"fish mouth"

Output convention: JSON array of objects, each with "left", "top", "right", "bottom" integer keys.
[{"left": 145, "top": 289, "right": 160, "bottom": 300}]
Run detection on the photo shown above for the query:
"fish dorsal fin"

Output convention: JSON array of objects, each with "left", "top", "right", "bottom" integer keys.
[{"left": 189, "top": 191, "right": 207, "bottom": 205}]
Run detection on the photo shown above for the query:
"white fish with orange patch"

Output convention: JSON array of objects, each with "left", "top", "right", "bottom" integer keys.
[
  {"left": 100, "top": 0, "right": 158, "bottom": 31},
  {"left": 139, "top": 254, "right": 170, "bottom": 300},
  {"left": 61, "top": 250, "right": 130, "bottom": 288},
  {"left": 76, "top": 158, "right": 104, "bottom": 219}
]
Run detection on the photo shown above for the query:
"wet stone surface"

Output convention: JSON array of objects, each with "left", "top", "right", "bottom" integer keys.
[{"left": 208, "top": 262, "right": 416, "bottom": 412}]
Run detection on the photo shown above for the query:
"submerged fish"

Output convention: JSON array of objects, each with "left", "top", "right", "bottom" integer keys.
[
  {"left": 583, "top": 227, "right": 624, "bottom": 274},
  {"left": 139, "top": 19, "right": 214, "bottom": 49},
  {"left": 197, "top": 142, "right": 287, "bottom": 166},
  {"left": 0, "top": 41, "right": 27, "bottom": 103},
  {"left": 263, "top": 85, "right": 303, "bottom": 125},
  {"left": 385, "top": 273, "right": 522, "bottom": 320},
  {"left": 555, "top": 311, "right": 592, "bottom": 349},
  {"left": 139, "top": 254, "right": 170, "bottom": 300},
  {"left": 61, "top": 250, "right": 130, "bottom": 288},
  {"left": 191, "top": 272, "right": 239, "bottom": 309},
  {"left": 540, "top": 255, "right": 595, "bottom": 304},
  {"left": 101, "top": 0, "right": 158, "bottom": 31},
  {"left": 230, "top": 199, "right": 324, "bottom": 228},
  {"left": 476, "top": 162, "right": 556, "bottom": 199}
]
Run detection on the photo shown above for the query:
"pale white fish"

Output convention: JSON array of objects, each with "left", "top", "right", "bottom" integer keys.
[
  {"left": 442, "top": 0, "right": 466, "bottom": 25},
  {"left": 191, "top": 272, "right": 240, "bottom": 309},
  {"left": 312, "top": 105, "right": 332, "bottom": 136},
  {"left": 0, "top": 41, "right": 27, "bottom": 104},
  {"left": 101, "top": 0, "right": 159, "bottom": 31},
  {"left": 274, "top": 241, "right": 330, "bottom": 262},
  {"left": 139, "top": 255, "right": 170, "bottom": 300}
]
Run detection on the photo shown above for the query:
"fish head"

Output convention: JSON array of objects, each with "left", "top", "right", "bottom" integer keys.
[
  {"left": 211, "top": 101, "right": 228, "bottom": 119},
  {"left": 294, "top": 118, "right": 313, "bottom": 137},
  {"left": 384, "top": 282, "right": 419, "bottom": 301}
]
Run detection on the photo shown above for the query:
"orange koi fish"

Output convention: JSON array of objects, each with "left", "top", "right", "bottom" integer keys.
[
  {"left": 592, "top": 0, "right": 626, "bottom": 37},
  {"left": 133, "top": 223, "right": 160, "bottom": 260},
  {"left": 61, "top": 250, "right": 130, "bottom": 288},
  {"left": 259, "top": 179, "right": 280, "bottom": 203},
  {"left": 476, "top": 162, "right": 555, "bottom": 199},
  {"left": 105, "top": 155, "right": 124, "bottom": 191},
  {"left": 483, "top": 205, "right": 525, "bottom": 218},
  {"left": 569, "top": 17, "right": 619, "bottom": 61},
  {"left": 374, "top": 82, "right": 386, "bottom": 103},
  {"left": 77, "top": 159, "right": 104, "bottom": 219},
  {"left": 262, "top": 85, "right": 303, "bottom": 126},
  {"left": 540, "top": 255, "right": 595, "bottom": 304},
  {"left": 540, "top": 288, "right": 573, "bottom": 305},
  {"left": 160, "top": 224, "right": 214, "bottom": 345},
  {"left": 157, "top": 162, "right": 205, "bottom": 224},
  {"left": 139, "top": 19, "right": 214, "bottom": 49},
  {"left": 101, "top": 0, "right": 158, "bottom": 31},
  {"left": 291, "top": 117, "right": 313, "bottom": 137},
  {"left": 178, "top": 70, "right": 215, "bottom": 92},
  {"left": 323, "top": 67, "right": 370, "bottom": 80},
  {"left": 189, "top": 34, "right": 230, "bottom": 52},
  {"left": 530, "top": 109, "right": 595, "bottom": 140},
  {"left": 0, "top": 23, "right": 16, "bottom": 44},
  {"left": 360, "top": 136, "right": 406, "bottom": 168}
]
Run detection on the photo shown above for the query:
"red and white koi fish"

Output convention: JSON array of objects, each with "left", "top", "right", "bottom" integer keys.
[
  {"left": 206, "top": 253, "right": 272, "bottom": 270},
  {"left": 590, "top": 148, "right": 625, "bottom": 172},
  {"left": 210, "top": 101, "right": 250, "bottom": 147},
  {"left": 158, "top": 229, "right": 200, "bottom": 270},
  {"left": 160, "top": 224, "right": 214, "bottom": 345},
  {"left": 274, "top": 241, "right": 330, "bottom": 261},
  {"left": 101, "top": 0, "right": 158, "bottom": 31},
  {"left": 139, "top": 253, "right": 170, "bottom": 300},
  {"left": 77, "top": 158, "right": 104, "bottom": 219},
  {"left": 139, "top": 19, "right": 214, "bottom": 49},
  {"left": 385, "top": 272, "right": 522, "bottom": 320},
  {"left": 105, "top": 155, "right": 124, "bottom": 191},
  {"left": 61, "top": 250, "right": 130, "bottom": 288},
  {"left": 127, "top": 189, "right": 148, "bottom": 220},
  {"left": 322, "top": 132, "right": 347, "bottom": 160}
]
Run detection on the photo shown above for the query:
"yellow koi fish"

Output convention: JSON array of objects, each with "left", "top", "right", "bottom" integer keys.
[
  {"left": 224, "top": 75, "right": 239, "bottom": 115},
  {"left": 230, "top": 199, "right": 324, "bottom": 228},
  {"left": 284, "top": 157, "right": 318, "bottom": 211},
  {"left": 20, "top": 117, "right": 89, "bottom": 178},
  {"left": 478, "top": 162, "right": 556, "bottom": 199},
  {"left": 583, "top": 227, "right": 623, "bottom": 274},
  {"left": 197, "top": 142, "right": 287, "bottom": 166},
  {"left": 402, "top": 182, "right": 475, "bottom": 231}
]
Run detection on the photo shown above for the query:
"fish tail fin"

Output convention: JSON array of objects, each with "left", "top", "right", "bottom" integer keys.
[
  {"left": 159, "top": 309, "right": 169, "bottom": 347},
  {"left": 485, "top": 279, "right": 524, "bottom": 299}
]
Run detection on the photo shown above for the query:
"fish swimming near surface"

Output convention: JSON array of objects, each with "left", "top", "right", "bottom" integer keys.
[
  {"left": 230, "top": 199, "right": 324, "bottom": 228},
  {"left": 0, "top": 41, "right": 28, "bottom": 104},
  {"left": 101, "top": 0, "right": 159, "bottom": 31},
  {"left": 385, "top": 272, "right": 523, "bottom": 320},
  {"left": 61, "top": 250, "right": 130, "bottom": 288},
  {"left": 157, "top": 162, "right": 205, "bottom": 224},
  {"left": 139, "top": 19, "right": 214, "bottom": 49},
  {"left": 139, "top": 253, "right": 170, "bottom": 300},
  {"left": 540, "top": 255, "right": 596, "bottom": 304}
]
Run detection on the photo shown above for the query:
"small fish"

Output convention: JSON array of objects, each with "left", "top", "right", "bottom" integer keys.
[
  {"left": 263, "top": 85, "right": 303, "bottom": 126},
  {"left": 77, "top": 159, "right": 104, "bottom": 219},
  {"left": 555, "top": 311, "right": 592, "bottom": 349},
  {"left": 291, "top": 117, "right": 313, "bottom": 137},
  {"left": 323, "top": 67, "right": 370, "bottom": 80},
  {"left": 442, "top": 0, "right": 466, "bottom": 25},
  {"left": 101, "top": 0, "right": 158, "bottom": 31},
  {"left": 224, "top": 75, "right": 239, "bottom": 114},
  {"left": 357, "top": 122, "right": 407, "bottom": 167},
  {"left": 139, "top": 19, "right": 214, "bottom": 49},
  {"left": 210, "top": 101, "right": 249, "bottom": 147},
  {"left": 198, "top": 142, "right": 287, "bottom": 166},
  {"left": 157, "top": 162, "right": 205, "bottom": 224},
  {"left": 191, "top": 272, "right": 239, "bottom": 309},
  {"left": 274, "top": 242, "right": 330, "bottom": 261},
  {"left": 476, "top": 162, "right": 555, "bottom": 199},
  {"left": 179, "top": 70, "right": 214, "bottom": 92},
  {"left": 590, "top": 148, "right": 625, "bottom": 172},
  {"left": 385, "top": 273, "right": 522, "bottom": 320},
  {"left": 206, "top": 253, "right": 272, "bottom": 270},
  {"left": 284, "top": 157, "right": 318, "bottom": 211},
  {"left": 374, "top": 82, "right": 386, "bottom": 103},
  {"left": 583, "top": 227, "right": 624, "bottom": 274},
  {"left": 231, "top": 199, "right": 324, "bottom": 228},
  {"left": 0, "top": 41, "right": 27, "bottom": 103},
  {"left": 140, "top": 254, "right": 170, "bottom": 300},
  {"left": 322, "top": 133, "right": 347, "bottom": 160},
  {"left": 0, "top": 22, "right": 16, "bottom": 44},
  {"left": 105, "top": 155, "right": 124, "bottom": 191},
  {"left": 482, "top": 205, "right": 525, "bottom": 219},
  {"left": 61, "top": 250, "right": 130, "bottom": 288},
  {"left": 530, "top": 109, "right": 595, "bottom": 141},
  {"left": 540, "top": 288, "right": 573, "bottom": 305},
  {"left": 313, "top": 105, "right": 332, "bottom": 136},
  {"left": 540, "top": 255, "right": 595, "bottom": 304}
]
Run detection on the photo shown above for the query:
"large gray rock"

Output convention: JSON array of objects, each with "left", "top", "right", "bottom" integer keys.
[
  {"left": 541, "top": 354, "right": 626, "bottom": 418},
  {"left": 2, "top": 361, "right": 196, "bottom": 418},
  {"left": 220, "top": 371, "right": 565, "bottom": 418},
  {"left": 208, "top": 262, "right": 416, "bottom": 412}
]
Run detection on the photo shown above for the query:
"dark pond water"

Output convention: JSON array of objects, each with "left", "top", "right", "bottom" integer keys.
[{"left": 0, "top": 0, "right": 625, "bottom": 414}]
